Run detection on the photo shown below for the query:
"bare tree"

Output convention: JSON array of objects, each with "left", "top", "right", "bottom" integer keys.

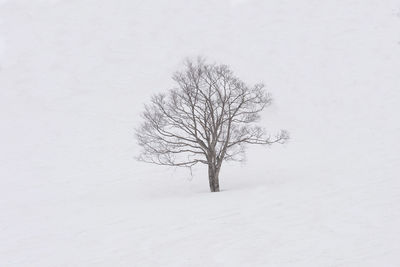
[{"left": 136, "top": 58, "right": 288, "bottom": 192}]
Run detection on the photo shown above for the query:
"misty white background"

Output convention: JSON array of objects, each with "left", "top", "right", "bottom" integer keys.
[{"left": 1, "top": 0, "right": 399, "bottom": 266}]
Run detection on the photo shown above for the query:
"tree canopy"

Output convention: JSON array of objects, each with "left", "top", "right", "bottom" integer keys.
[{"left": 136, "top": 58, "right": 288, "bottom": 191}]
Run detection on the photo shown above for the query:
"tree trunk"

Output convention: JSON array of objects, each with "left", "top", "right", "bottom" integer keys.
[{"left": 208, "top": 164, "right": 220, "bottom": 192}]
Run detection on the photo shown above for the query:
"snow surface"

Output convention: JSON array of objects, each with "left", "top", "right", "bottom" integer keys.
[{"left": 1, "top": 0, "right": 400, "bottom": 266}]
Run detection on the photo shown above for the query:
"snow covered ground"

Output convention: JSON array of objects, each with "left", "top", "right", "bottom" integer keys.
[{"left": 1, "top": 0, "right": 400, "bottom": 266}]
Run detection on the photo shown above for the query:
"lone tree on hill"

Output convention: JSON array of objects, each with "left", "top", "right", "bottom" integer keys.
[{"left": 136, "top": 58, "right": 288, "bottom": 192}]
